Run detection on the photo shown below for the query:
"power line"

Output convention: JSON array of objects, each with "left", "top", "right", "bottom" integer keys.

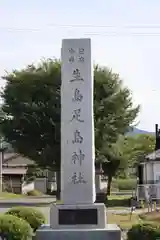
[
  {"left": 2, "top": 23, "right": 160, "bottom": 29},
  {"left": 1, "top": 24, "right": 160, "bottom": 36},
  {"left": 48, "top": 24, "right": 160, "bottom": 29},
  {"left": 0, "top": 30, "right": 160, "bottom": 36},
  {"left": 84, "top": 32, "right": 160, "bottom": 36}
]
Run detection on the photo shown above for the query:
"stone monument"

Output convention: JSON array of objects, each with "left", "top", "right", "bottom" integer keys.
[{"left": 35, "top": 38, "right": 121, "bottom": 240}]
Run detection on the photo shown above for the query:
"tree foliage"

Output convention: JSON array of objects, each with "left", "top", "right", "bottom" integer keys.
[
  {"left": 0, "top": 59, "right": 139, "bottom": 185},
  {"left": 1, "top": 60, "right": 61, "bottom": 170},
  {"left": 94, "top": 65, "right": 139, "bottom": 160},
  {"left": 118, "top": 134, "right": 155, "bottom": 169},
  {"left": 25, "top": 164, "right": 47, "bottom": 182}
]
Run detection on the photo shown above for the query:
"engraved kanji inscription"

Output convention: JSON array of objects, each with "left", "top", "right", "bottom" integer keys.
[
  {"left": 71, "top": 172, "right": 87, "bottom": 184},
  {"left": 78, "top": 56, "right": 85, "bottom": 63},
  {"left": 79, "top": 48, "right": 84, "bottom": 54},
  {"left": 69, "top": 56, "right": 75, "bottom": 63},
  {"left": 72, "top": 88, "right": 83, "bottom": 102},
  {"left": 70, "top": 69, "right": 84, "bottom": 82},
  {"left": 72, "top": 149, "right": 85, "bottom": 166},
  {"left": 71, "top": 109, "right": 84, "bottom": 122},
  {"left": 72, "top": 130, "right": 83, "bottom": 144},
  {"left": 68, "top": 48, "right": 75, "bottom": 54}
]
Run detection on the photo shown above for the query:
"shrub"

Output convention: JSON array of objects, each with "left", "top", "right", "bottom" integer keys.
[
  {"left": 127, "top": 223, "right": 160, "bottom": 240},
  {"left": 112, "top": 178, "right": 136, "bottom": 191},
  {"left": 5, "top": 207, "right": 46, "bottom": 232},
  {"left": 27, "top": 189, "right": 43, "bottom": 196},
  {"left": 106, "top": 196, "right": 131, "bottom": 207},
  {"left": 0, "top": 214, "right": 32, "bottom": 240}
]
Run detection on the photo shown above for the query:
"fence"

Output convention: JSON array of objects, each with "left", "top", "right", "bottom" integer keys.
[{"left": 137, "top": 184, "right": 160, "bottom": 201}]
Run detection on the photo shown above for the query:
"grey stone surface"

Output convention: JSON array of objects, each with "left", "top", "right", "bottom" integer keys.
[
  {"left": 61, "top": 38, "right": 95, "bottom": 205},
  {"left": 36, "top": 224, "right": 121, "bottom": 240},
  {"left": 50, "top": 203, "right": 107, "bottom": 229}
]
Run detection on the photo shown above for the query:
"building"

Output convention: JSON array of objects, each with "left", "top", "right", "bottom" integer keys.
[
  {"left": 2, "top": 153, "right": 34, "bottom": 193},
  {"left": 2, "top": 153, "right": 55, "bottom": 194},
  {"left": 137, "top": 124, "right": 160, "bottom": 201},
  {"left": 2, "top": 152, "right": 107, "bottom": 197}
]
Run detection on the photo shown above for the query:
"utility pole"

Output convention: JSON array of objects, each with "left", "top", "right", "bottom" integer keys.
[{"left": 0, "top": 140, "right": 6, "bottom": 193}]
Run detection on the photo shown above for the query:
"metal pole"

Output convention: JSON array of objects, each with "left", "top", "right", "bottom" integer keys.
[{"left": 0, "top": 141, "right": 3, "bottom": 193}]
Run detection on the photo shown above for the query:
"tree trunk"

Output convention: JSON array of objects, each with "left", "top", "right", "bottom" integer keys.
[
  {"left": 56, "top": 171, "right": 61, "bottom": 200},
  {"left": 107, "top": 175, "right": 112, "bottom": 196}
]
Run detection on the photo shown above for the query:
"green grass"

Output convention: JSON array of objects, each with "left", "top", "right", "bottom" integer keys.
[
  {"left": 27, "top": 190, "right": 43, "bottom": 196},
  {"left": 109, "top": 211, "right": 160, "bottom": 230},
  {"left": 139, "top": 211, "right": 160, "bottom": 224},
  {"left": 106, "top": 195, "right": 132, "bottom": 208},
  {"left": 0, "top": 192, "right": 26, "bottom": 199},
  {"left": 108, "top": 212, "right": 141, "bottom": 230},
  {"left": 108, "top": 195, "right": 132, "bottom": 200}
]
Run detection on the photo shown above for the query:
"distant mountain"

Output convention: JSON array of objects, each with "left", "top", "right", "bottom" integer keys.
[{"left": 127, "top": 127, "right": 154, "bottom": 136}]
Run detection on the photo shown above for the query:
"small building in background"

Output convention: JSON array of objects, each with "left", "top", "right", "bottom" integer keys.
[
  {"left": 2, "top": 153, "right": 55, "bottom": 194},
  {"left": 2, "top": 153, "right": 33, "bottom": 193},
  {"left": 137, "top": 124, "right": 160, "bottom": 200}
]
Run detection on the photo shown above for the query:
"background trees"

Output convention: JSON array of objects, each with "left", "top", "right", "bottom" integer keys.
[
  {"left": 119, "top": 134, "right": 155, "bottom": 170},
  {"left": 0, "top": 59, "right": 139, "bottom": 197}
]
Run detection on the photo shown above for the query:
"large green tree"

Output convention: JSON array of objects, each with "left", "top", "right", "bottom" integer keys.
[
  {"left": 104, "top": 134, "right": 155, "bottom": 194},
  {"left": 118, "top": 134, "right": 155, "bottom": 170},
  {"left": 0, "top": 59, "right": 139, "bottom": 198}
]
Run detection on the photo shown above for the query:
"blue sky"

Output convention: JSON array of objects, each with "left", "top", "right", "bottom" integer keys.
[{"left": 0, "top": 0, "right": 160, "bottom": 131}]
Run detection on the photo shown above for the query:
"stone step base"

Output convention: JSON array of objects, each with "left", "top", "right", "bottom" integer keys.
[{"left": 35, "top": 224, "right": 122, "bottom": 240}]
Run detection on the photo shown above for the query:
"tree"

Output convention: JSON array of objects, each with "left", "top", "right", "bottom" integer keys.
[
  {"left": 25, "top": 164, "right": 48, "bottom": 182},
  {"left": 118, "top": 134, "right": 155, "bottom": 175},
  {"left": 102, "top": 149, "right": 121, "bottom": 195},
  {"left": 0, "top": 59, "right": 139, "bottom": 198},
  {"left": 100, "top": 137, "right": 129, "bottom": 195}
]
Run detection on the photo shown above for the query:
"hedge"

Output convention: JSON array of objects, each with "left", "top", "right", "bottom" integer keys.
[
  {"left": 6, "top": 206, "right": 46, "bottom": 232},
  {"left": 112, "top": 178, "right": 136, "bottom": 191},
  {"left": 0, "top": 214, "right": 32, "bottom": 240},
  {"left": 127, "top": 223, "right": 160, "bottom": 240},
  {"left": 106, "top": 197, "right": 131, "bottom": 207}
]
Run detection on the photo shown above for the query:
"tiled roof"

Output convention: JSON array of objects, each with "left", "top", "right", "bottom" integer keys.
[
  {"left": 3, "top": 153, "right": 34, "bottom": 166},
  {"left": 4, "top": 153, "right": 17, "bottom": 161}
]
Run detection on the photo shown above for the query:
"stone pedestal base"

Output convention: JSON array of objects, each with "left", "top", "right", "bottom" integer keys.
[
  {"left": 35, "top": 203, "right": 122, "bottom": 239},
  {"left": 50, "top": 203, "right": 107, "bottom": 229},
  {"left": 35, "top": 224, "right": 121, "bottom": 240}
]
